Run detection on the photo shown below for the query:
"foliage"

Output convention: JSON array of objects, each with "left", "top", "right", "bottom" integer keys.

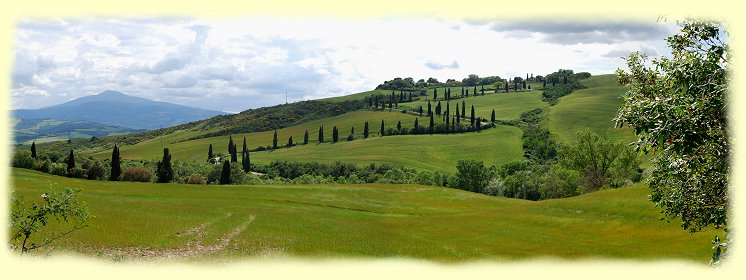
[
  {"left": 542, "top": 81, "right": 583, "bottom": 105},
  {"left": 185, "top": 174, "right": 207, "bottom": 185},
  {"left": 84, "top": 160, "right": 107, "bottom": 181},
  {"left": 558, "top": 131, "right": 639, "bottom": 192},
  {"left": 12, "top": 150, "right": 35, "bottom": 169},
  {"left": 615, "top": 19, "right": 729, "bottom": 234},
  {"left": 453, "top": 160, "right": 496, "bottom": 193},
  {"left": 156, "top": 148, "right": 174, "bottom": 183},
  {"left": 109, "top": 145, "right": 121, "bottom": 181},
  {"left": 49, "top": 163, "right": 67, "bottom": 177},
  {"left": 219, "top": 160, "right": 231, "bottom": 185},
  {"left": 122, "top": 166, "right": 152, "bottom": 182},
  {"left": 9, "top": 188, "right": 91, "bottom": 254}
]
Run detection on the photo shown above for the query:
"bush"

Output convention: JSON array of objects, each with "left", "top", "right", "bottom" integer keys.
[
  {"left": 49, "top": 163, "right": 68, "bottom": 176},
  {"left": 540, "top": 165, "right": 580, "bottom": 199},
  {"left": 68, "top": 167, "right": 87, "bottom": 179},
  {"left": 185, "top": 174, "right": 207, "bottom": 185},
  {"left": 85, "top": 160, "right": 106, "bottom": 181},
  {"left": 453, "top": 160, "right": 496, "bottom": 193},
  {"left": 12, "top": 151, "right": 35, "bottom": 169},
  {"left": 33, "top": 159, "right": 51, "bottom": 173},
  {"left": 122, "top": 166, "right": 152, "bottom": 182}
]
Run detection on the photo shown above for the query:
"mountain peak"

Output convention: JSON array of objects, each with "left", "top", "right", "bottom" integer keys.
[{"left": 99, "top": 90, "right": 125, "bottom": 96}]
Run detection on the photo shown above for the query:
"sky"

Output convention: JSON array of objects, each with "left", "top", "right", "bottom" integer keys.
[{"left": 11, "top": 17, "right": 678, "bottom": 113}]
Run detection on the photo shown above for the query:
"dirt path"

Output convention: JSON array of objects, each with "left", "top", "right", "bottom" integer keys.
[{"left": 99, "top": 214, "right": 255, "bottom": 262}]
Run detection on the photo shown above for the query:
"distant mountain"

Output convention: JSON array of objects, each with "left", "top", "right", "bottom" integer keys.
[
  {"left": 12, "top": 90, "right": 225, "bottom": 130},
  {"left": 12, "top": 118, "right": 146, "bottom": 144}
]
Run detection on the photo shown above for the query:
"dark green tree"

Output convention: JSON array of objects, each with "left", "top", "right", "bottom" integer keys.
[
  {"left": 65, "top": 150, "right": 75, "bottom": 174},
  {"left": 397, "top": 121, "right": 401, "bottom": 132},
  {"left": 30, "top": 142, "right": 36, "bottom": 158},
  {"left": 318, "top": 126, "right": 324, "bottom": 143},
  {"left": 427, "top": 100, "right": 432, "bottom": 116},
  {"left": 461, "top": 101, "right": 466, "bottom": 118},
  {"left": 208, "top": 144, "right": 213, "bottom": 161},
  {"left": 470, "top": 105, "right": 475, "bottom": 126},
  {"left": 491, "top": 109, "right": 496, "bottom": 123},
  {"left": 228, "top": 134, "right": 234, "bottom": 155},
  {"left": 429, "top": 114, "right": 434, "bottom": 133},
  {"left": 219, "top": 160, "right": 231, "bottom": 185},
  {"left": 414, "top": 117, "right": 419, "bottom": 130},
  {"left": 242, "top": 137, "right": 247, "bottom": 155},
  {"left": 436, "top": 101, "right": 442, "bottom": 115},
  {"left": 434, "top": 87, "right": 438, "bottom": 99},
  {"left": 304, "top": 130, "right": 309, "bottom": 144},
  {"left": 418, "top": 106, "right": 423, "bottom": 116},
  {"left": 156, "top": 148, "right": 173, "bottom": 183},
  {"left": 380, "top": 120, "right": 385, "bottom": 136},
  {"left": 272, "top": 130, "right": 278, "bottom": 149},
  {"left": 231, "top": 143, "right": 237, "bottom": 163},
  {"left": 332, "top": 126, "right": 339, "bottom": 143},
  {"left": 364, "top": 121, "right": 369, "bottom": 138},
  {"left": 287, "top": 136, "right": 293, "bottom": 147},
  {"left": 242, "top": 148, "right": 250, "bottom": 172},
  {"left": 109, "top": 144, "right": 121, "bottom": 181}
]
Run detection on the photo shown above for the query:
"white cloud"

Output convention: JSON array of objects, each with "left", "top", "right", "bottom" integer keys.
[{"left": 12, "top": 17, "right": 674, "bottom": 112}]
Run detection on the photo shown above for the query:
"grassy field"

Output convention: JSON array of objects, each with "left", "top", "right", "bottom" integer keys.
[
  {"left": 249, "top": 125, "right": 524, "bottom": 173},
  {"left": 94, "top": 110, "right": 422, "bottom": 162},
  {"left": 10, "top": 168, "right": 718, "bottom": 262},
  {"left": 547, "top": 75, "right": 636, "bottom": 144}
]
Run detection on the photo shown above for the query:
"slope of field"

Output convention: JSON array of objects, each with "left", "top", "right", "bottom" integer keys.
[
  {"left": 249, "top": 125, "right": 523, "bottom": 173},
  {"left": 402, "top": 90, "right": 548, "bottom": 121},
  {"left": 11, "top": 168, "right": 717, "bottom": 262},
  {"left": 96, "top": 110, "right": 423, "bottom": 162},
  {"left": 547, "top": 74, "right": 636, "bottom": 144}
]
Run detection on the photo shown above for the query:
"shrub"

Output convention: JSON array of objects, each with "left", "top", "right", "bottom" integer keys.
[
  {"left": 540, "top": 166, "right": 580, "bottom": 199},
  {"left": 453, "top": 160, "right": 496, "bottom": 193},
  {"left": 185, "top": 174, "right": 207, "bottom": 185},
  {"left": 12, "top": 151, "right": 35, "bottom": 169},
  {"left": 33, "top": 159, "right": 51, "bottom": 173},
  {"left": 122, "top": 166, "right": 152, "bottom": 182},
  {"left": 85, "top": 160, "right": 106, "bottom": 181},
  {"left": 49, "top": 163, "right": 68, "bottom": 176},
  {"left": 68, "top": 167, "right": 87, "bottom": 179}
]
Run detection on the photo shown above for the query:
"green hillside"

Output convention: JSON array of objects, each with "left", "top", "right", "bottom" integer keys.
[
  {"left": 11, "top": 168, "right": 717, "bottom": 262},
  {"left": 402, "top": 90, "right": 547, "bottom": 121},
  {"left": 547, "top": 74, "right": 636, "bottom": 144}
]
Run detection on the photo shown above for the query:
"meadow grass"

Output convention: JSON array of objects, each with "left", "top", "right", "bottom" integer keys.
[
  {"left": 95, "top": 110, "right": 420, "bottom": 162},
  {"left": 10, "top": 168, "right": 718, "bottom": 262},
  {"left": 546, "top": 74, "right": 636, "bottom": 144},
  {"left": 248, "top": 125, "right": 524, "bottom": 173}
]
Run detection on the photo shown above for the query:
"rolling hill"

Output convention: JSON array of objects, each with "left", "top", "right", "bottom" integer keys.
[
  {"left": 11, "top": 168, "right": 718, "bottom": 262},
  {"left": 12, "top": 118, "right": 145, "bottom": 144},
  {"left": 12, "top": 90, "right": 225, "bottom": 130}
]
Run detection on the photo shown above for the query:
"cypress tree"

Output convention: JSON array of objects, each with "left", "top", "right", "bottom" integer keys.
[
  {"left": 466, "top": 88, "right": 469, "bottom": 96},
  {"left": 461, "top": 86, "right": 464, "bottom": 97},
  {"left": 219, "top": 160, "right": 231, "bottom": 185},
  {"left": 471, "top": 105, "right": 475, "bottom": 126},
  {"left": 208, "top": 144, "right": 213, "bottom": 161},
  {"left": 109, "top": 144, "right": 121, "bottom": 181},
  {"left": 351, "top": 126, "right": 355, "bottom": 136},
  {"left": 461, "top": 101, "right": 466, "bottom": 118},
  {"left": 456, "top": 103, "right": 460, "bottom": 119},
  {"left": 434, "top": 87, "right": 438, "bottom": 99},
  {"left": 451, "top": 116, "right": 456, "bottom": 131},
  {"left": 66, "top": 150, "right": 75, "bottom": 174},
  {"left": 409, "top": 92, "right": 412, "bottom": 102},
  {"left": 388, "top": 95, "right": 393, "bottom": 111},
  {"left": 414, "top": 118, "right": 419, "bottom": 130},
  {"left": 380, "top": 120, "right": 385, "bottom": 136},
  {"left": 272, "top": 130, "right": 278, "bottom": 149},
  {"left": 332, "top": 126, "right": 339, "bottom": 143},
  {"left": 30, "top": 142, "right": 36, "bottom": 158},
  {"left": 429, "top": 114, "right": 434, "bottom": 133},
  {"left": 528, "top": 84, "right": 531, "bottom": 90},
  {"left": 505, "top": 81, "right": 509, "bottom": 92},
  {"left": 397, "top": 121, "right": 401, "bottom": 132},
  {"left": 156, "top": 148, "right": 173, "bottom": 183},
  {"left": 473, "top": 86, "right": 477, "bottom": 95},
  {"left": 228, "top": 134, "right": 234, "bottom": 154},
  {"left": 288, "top": 136, "right": 293, "bottom": 147},
  {"left": 231, "top": 143, "right": 238, "bottom": 162},
  {"left": 446, "top": 111, "right": 450, "bottom": 131},
  {"left": 318, "top": 126, "right": 324, "bottom": 143},
  {"left": 436, "top": 101, "right": 442, "bottom": 115},
  {"left": 523, "top": 80, "right": 527, "bottom": 90},
  {"left": 418, "top": 106, "right": 423, "bottom": 116},
  {"left": 477, "top": 117, "right": 482, "bottom": 130},
  {"left": 304, "top": 130, "right": 309, "bottom": 144},
  {"left": 364, "top": 121, "right": 369, "bottom": 138},
  {"left": 242, "top": 137, "right": 247, "bottom": 155},
  {"left": 481, "top": 85, "right": 484, "bottom": 95},
  {"left": 427, "top": 101, "right": 432, "bottom": 116},
  {"left": 491, "top": 109, "right": 496, "bottom": 123},
  {"left": 242, "top": 149, "right": 250, "bottom": 172}
]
